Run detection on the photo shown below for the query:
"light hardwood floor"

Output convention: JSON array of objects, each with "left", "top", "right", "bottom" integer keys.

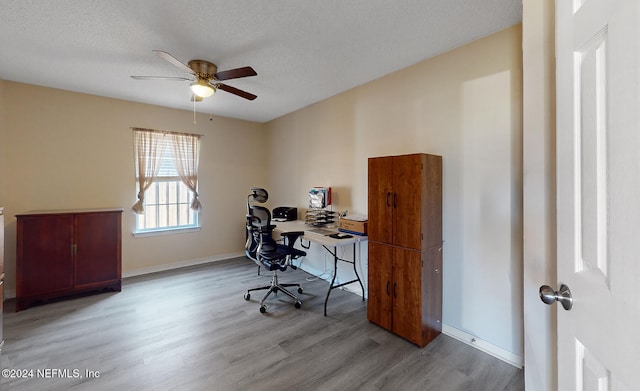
[{"left": 1, "top": 257, "right": 524, "bottom": 391}]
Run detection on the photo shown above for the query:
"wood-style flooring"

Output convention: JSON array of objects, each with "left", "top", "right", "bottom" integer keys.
[{"left": 1, "top": 257, "right": 524, "bottom": 391}]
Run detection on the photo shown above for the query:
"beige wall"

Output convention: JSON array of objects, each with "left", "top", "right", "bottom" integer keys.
[
  {"left": 0, "top": 80, "right": 6, "bottom": 208},
  {"left": 0, "top": 81, "right": 267, "bottom": 295},
  {"left": 0, "top": 24, "right": 528, "bottom": 365},
  {"left": 522, "top": 0, "right": 556, "bottom": 389},
  {"left": 265, "top": 25, "right": 524, "bottom": 362}
]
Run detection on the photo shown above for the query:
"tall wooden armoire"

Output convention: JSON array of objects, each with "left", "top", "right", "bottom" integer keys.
[{"left": 367, "top": 153, "right": 443, "bottom": 347}]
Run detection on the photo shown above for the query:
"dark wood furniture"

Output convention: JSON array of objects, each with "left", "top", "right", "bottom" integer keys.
[
  {"left": 1, "top": 207, "right": 4, "bottom": 352},
  {"left": 16, "top": 208, "right": 123, "bottom": 311},
  {"left": 367, "top": 153, "right": 443, "bottom": 347}
]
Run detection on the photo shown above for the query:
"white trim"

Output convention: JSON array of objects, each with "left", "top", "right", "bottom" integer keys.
[
  {"left": 132, "top": 226, "right": 201, "bottom": 238},
  {"left": 5, "top": 288, "right": 16, "bottom": 299},
  {"left": 122, "top": 252, "right": 245, "bottom": 278},
  {"left": 442, "top": 324, "right": 523, "bottom": 369}
]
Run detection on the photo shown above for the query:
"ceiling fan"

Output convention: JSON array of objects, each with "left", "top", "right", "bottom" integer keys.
[{"left": 131, "top": 50, "right": 257, "bottom": 101}]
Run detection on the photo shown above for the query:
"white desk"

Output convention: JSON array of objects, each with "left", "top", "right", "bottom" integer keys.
[{"left": 273, "top": 220, "right": 367, "bottom": 316}]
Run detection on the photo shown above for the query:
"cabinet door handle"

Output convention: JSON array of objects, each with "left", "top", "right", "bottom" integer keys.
[
  {"left": 386, "top": 281, "right": 390, "bottom": 296},
  {"left": 393, "top": 193, "right": 397, "bottom": 208},
  {"left": 393, "top": 282, "right": 397, "bottom": 298},
  {"left": 386, "top": 192, "right": 391, "bottom": 207}
]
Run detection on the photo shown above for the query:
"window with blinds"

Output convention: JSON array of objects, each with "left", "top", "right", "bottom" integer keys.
[{"left": 134, "top": 131, "right": 199, "bottom": 233}]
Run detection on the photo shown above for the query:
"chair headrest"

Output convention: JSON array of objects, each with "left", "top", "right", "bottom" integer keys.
[{"left": 249, "top": 187, "right": 268, "bottom": 203}]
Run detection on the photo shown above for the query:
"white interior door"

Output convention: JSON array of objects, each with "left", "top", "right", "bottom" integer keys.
[{"left": 555, "top": 0, "right": 640, "bottom": 389}]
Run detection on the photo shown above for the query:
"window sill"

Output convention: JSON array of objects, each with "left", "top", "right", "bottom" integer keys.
[{"left": 132, "top": 226, "right": 201, "bottom": 238}]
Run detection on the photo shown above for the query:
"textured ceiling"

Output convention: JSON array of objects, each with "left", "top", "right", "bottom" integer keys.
[{"left": 0, "top": 0, "right": 522, "bottom": 123}]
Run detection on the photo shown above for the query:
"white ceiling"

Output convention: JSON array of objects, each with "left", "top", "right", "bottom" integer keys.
[{"left": 0, "top": 1, "right": 522, "bottom": 123}]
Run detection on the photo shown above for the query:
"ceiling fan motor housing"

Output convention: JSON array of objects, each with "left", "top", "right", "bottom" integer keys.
[
  {"left": 131, "top": 50, "right": 257, "bottom": 100},
  {"left": 188, "top": 60, "right": 218, "bottom": 81}
]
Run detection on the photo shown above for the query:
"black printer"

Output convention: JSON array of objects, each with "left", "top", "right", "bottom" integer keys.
[{"left": 273, "top": 207, "right": 297, "bottom": 221}]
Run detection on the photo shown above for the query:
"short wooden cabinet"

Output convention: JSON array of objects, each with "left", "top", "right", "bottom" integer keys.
[
  {"left": 16, "top": 208, "right": 123, "bottom": 311},
  {"left": 367, "top": 153, "right": 442, "bottom": 347}
]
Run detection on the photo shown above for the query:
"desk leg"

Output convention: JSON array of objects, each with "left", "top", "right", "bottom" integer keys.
[
  {"left": 324, "top": 249, "right": 338, "bottom": 317},
  {"left": 323, "top": 242, "right": 365, "bottom": 316},
  {"left": 352, "top": 243, "right": 365, "bottom": 301}
]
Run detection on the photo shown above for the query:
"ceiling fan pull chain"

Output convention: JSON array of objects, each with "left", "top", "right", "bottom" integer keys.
[{"left": 193, "top": 98, "right": 197, "bottom": 125}]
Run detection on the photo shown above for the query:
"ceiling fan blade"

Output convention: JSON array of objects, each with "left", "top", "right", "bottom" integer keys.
[
  {"left": 217, "top": 83, "right": 257, "bottom": 100},
  {"left": 153, "top": 50, "right": 194, "bottom": 74},
  {"left": 214, "top": 66, "right": 257, "bottom": 81},
  {"left": 130, "top": 75, "right": 191, "bottom": 81}
]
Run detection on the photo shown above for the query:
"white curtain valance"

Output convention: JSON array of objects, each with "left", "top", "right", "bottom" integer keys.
[{"left": 131, "top": 128, "right": 202, "bottom": 214}]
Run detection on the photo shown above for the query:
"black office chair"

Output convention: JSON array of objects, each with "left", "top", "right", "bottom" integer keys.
[{"left": 244, "top": 187, "right": 306, "bottom": 313}]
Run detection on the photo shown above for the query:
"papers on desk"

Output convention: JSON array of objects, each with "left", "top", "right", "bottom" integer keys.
[
  {"left": 305, "top": 209, "right": 337, "bottom": 226},
  {"left": 306, "top": 227, "right": 337, "bottom": 236},
  {"left": 342, "top": 213, "right": 367, "bottom": 222}
]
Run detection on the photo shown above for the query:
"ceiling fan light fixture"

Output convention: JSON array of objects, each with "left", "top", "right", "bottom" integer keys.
[{"left": 190, "top": 80, "right": 215, "bottom": 98}]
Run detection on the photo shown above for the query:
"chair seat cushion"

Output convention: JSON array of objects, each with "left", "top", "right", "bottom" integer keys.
[{"left": 260, "top": 244, "right": 291, "bottom": 271}]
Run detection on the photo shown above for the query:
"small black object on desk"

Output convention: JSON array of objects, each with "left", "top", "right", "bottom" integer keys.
[{"left": 329, "top": 232, "right": 353, "bottom": 239}]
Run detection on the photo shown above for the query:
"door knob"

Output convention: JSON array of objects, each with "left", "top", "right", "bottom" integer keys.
[{"left": 539, "top": 284, "right": 573, "bottom": 310}]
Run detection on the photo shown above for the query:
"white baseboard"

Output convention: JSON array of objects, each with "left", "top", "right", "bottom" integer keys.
[
  {"left": 5, "top": 289, "right": 16, "bottom": 299},
  {"left": 122, "top": 252, "right": 245, "bottom": 278},
  {"left": 442, "top": 324, "right": 523, "bottom": 369}
]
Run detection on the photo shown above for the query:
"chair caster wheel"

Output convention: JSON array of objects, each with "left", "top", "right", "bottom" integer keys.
[
  {"left": 297, "top": 287, "right": 303, "bottom": 294},
  {"left": 260, "top": 305, "right": 267, "bottom": 313},
  {"left": 294, "top": 300, "right": 302, "bottom": 309},
  {"left": 244, "top": 292, "right": 250, "bottom": 301}
]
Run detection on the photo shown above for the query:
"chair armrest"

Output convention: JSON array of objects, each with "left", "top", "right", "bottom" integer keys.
[
  {"left": 281, "top": 231, "right": 305, "bottom": 240},
  {"left": 280, "top": 231, "right": 304, "bottom": 238},
  {"left": 281, "top": 231, "right": 307, "bottom": 258}
]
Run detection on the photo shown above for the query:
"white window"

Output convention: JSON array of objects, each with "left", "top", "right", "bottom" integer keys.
[{"left": 132, "top": 128, "right": 201, "bottom": 234}]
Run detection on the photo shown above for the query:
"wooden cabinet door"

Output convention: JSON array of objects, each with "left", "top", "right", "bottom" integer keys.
[
  {"left": 368, "top": 156, "right": 393, "bottom": 244},
  {"left": 392, "top": 154, "right": 423, "bottom": 250},
  {"left": 391, "top": 247, "right": 423, "bottom": 345},
  {"left": 0, "top": 209, "right": 4, "bottom": 277},
  {"left": 367, "top": 241, "right": 393, "bottom": 330},
  {"left": 423, "top": 244, "right": 443, "bottom": 345},
  {"left": 74, "top": 212, "right": 121, "bottom": 287},
  {"left": 18, "top": 215, "right": 74, "bottom": 295}
]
